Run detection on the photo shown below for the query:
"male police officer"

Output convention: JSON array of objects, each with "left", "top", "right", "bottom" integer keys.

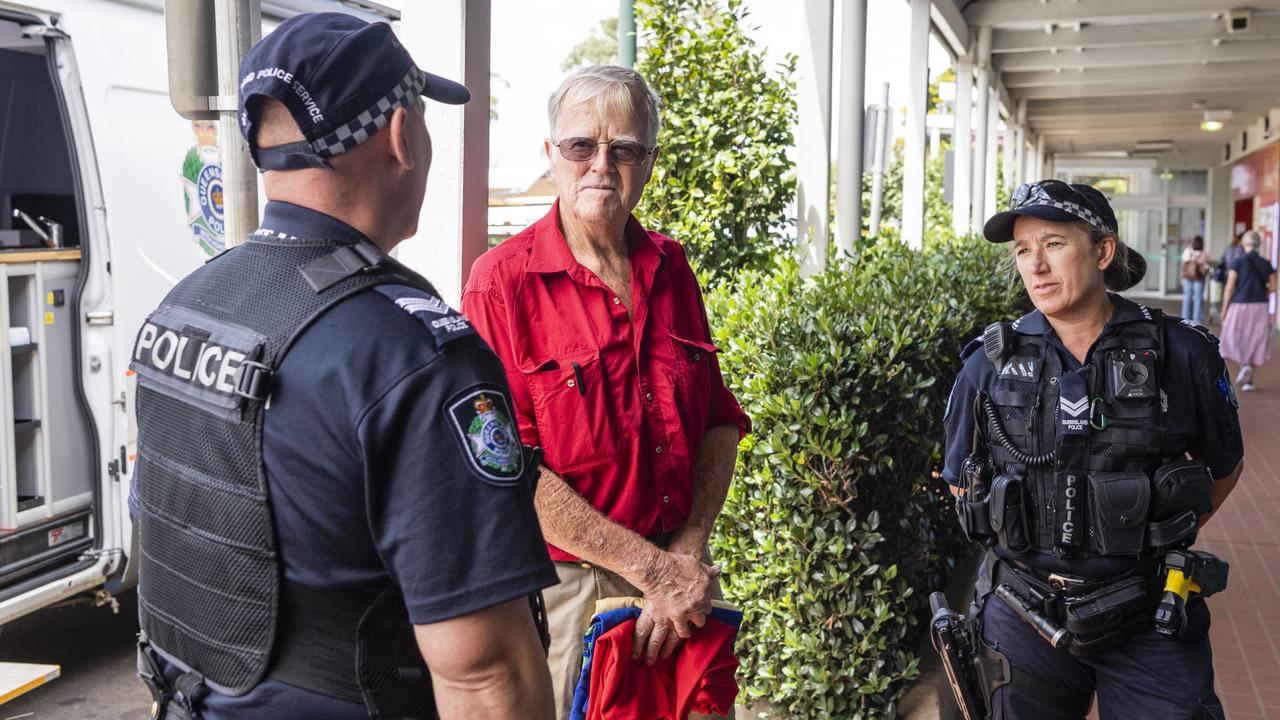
[{"left": 130, "top": 13, "right": 557, "bottom": 719}]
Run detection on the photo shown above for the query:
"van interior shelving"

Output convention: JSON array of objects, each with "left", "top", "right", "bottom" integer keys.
[{"left": 0, "top": 14, "right": 98, "bottom": 595}]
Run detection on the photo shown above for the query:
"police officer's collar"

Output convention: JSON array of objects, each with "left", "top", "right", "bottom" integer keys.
[
  {"left": 1011, "top": 294, "right": 1153, "bottom": 337},
  {"left": 253, "top": 201, "right": 372, "bottom": 246}
]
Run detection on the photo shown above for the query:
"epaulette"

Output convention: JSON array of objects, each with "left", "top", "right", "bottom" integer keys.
[
  {"left": 961, "top": 335, "right": 984, "bottom": 360},
  {"left": 374, "top": 284, "right": 477, "bottom": 349},
  {"left": 1174, "top": 316, "right": 1220, "bottom": 345}
]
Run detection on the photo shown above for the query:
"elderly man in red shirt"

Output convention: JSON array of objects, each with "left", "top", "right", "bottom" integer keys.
[{"left": 462, "top": 65, "right": 750, "bottom": 718}]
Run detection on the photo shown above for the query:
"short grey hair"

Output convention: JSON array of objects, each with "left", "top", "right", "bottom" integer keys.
[
  {"left": 1243, "top": 229, "right": 1263, "bottom": 250},
  {"left": 547, "top": 65, "right": 662, "bottom": 146}
]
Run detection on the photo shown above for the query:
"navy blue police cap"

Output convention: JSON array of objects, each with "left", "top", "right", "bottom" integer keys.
[
  {"left": 238, "top": 12, "right": 470, "bottom": 171},
  {"left": 983, "top": 180, "right": 1119, "bottom": 243}
]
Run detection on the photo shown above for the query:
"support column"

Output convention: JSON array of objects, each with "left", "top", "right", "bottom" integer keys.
[
  {"left": 798, "top": 0, "right": 834, "bottom": 273},
  {"left": 1036, "top": 133, "right": 1048, "bottom": 179},
  {"left": 834, "top": 0, "right": 867, "bottom": 259},
  {"left": 902, "top": 0, "right": 929, "bottom": 249},
  {"left": 970, "top": 25, "right": 992, "bottom": 232},
  {"left": 1001, "top": 117, "right": 1014, "bottom": 198},
  {"left": 1012, "top": 98, "right": 1026, "bottom": 188},
  {"left": 952, "top": 52, "right": 973, "bottom": 237},
  {"left": 984, "top": 87, "right": 999, "bottom": 220},
  {"left": 399, "top": 0, "right": 491, "bottom": 305}
]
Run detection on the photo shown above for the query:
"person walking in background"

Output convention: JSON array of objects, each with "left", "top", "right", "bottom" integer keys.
[
  {"left": 1220, "top": 230, "right": 1277, "bottom": 392},
  {"left": 1181, "top": 235, "right": 1209, "bottom": 323}
]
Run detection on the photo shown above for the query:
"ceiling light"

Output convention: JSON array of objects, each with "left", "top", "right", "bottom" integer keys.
[
  {"left": 1201, "top": 120, "right": 1225, "bottom": 132},
  {"left": 1201, "top": 109, "right": 1232, "bottom": 132},
  {"left": 1136, "top": 140, "right": 1173, "bottom": 151},
  {"left": 1160, "top": 170, "right": 1175, "bottom": 180}
]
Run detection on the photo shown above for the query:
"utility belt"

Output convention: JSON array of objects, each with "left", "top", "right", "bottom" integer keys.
[{"left": 982, "top": 555, "right": 1158, "bottom": 658}]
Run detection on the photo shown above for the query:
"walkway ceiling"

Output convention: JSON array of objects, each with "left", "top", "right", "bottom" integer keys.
[{"left": 962, "top": 0, "right": 1280, "bottom": 162}]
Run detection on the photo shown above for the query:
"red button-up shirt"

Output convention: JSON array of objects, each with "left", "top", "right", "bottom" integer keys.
[{"left": 461, "top": 203, "right": 750, "bottom": 562}]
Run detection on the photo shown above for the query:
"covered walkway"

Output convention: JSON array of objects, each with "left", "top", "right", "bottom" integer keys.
[{"left": 1201, "top": 355, "right": 1280, "bottom": 718}]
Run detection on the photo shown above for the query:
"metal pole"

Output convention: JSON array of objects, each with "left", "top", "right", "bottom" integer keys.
[
  {"left": 618, "top": 0, "right": 636, "bottom": 68},
  {"left": 798, "top": 0, "right": 833, "bottom": 274},
  {"left": 835, "top": 0, "right": 867, "bottom": 258},
  {"left": 952, "top": 52, "right": 973, "bottom": 237},
  {"left": 970, "top": 25, "right": 991, "bottom": 233},
  {"left": 214, "top": 0, "right": 260, "bottom": 249},
  {"left": 868, "top": 83, "right": 890, "bottom": 237},
  {"left": 902, "top": 0, "right": 929, "bottom": 249}
]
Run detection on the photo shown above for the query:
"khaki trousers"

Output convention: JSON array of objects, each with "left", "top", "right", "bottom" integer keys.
[{"left": 544, "top": 561, "right": 731, "bottom": 720}]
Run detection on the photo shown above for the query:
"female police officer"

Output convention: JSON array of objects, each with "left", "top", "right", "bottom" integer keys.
[{"left": 942, "top": 180, "right": 1245, "bottom": 719}]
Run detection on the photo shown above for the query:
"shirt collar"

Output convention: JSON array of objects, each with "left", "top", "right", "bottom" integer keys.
[
  {"left": 1012, "top": 293, "right": 1153, "bottom": 338},
  {"left": 255, "top": 200, "right": 372, "bottom": 246},
  {"left": 526, "top": 200, "right": 666, "bottom": 275}
]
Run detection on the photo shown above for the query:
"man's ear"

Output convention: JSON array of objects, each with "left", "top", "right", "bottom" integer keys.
[{"left": 387, "top": 106, "right": 415, "bottom": 171}]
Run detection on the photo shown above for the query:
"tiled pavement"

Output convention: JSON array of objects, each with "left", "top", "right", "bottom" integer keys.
[{"left": 1200, "top": 356, "right": 1280, "bottom": 718}]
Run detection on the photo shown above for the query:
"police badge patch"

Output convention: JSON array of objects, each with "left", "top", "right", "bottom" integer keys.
[{"left": 447, "top": 386, "right": 524, "bottom": 485}]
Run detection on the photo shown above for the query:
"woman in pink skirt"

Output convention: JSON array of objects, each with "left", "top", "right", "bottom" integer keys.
[{"left": 1220, "top": 230, "right": 1278, "bottom": 391}]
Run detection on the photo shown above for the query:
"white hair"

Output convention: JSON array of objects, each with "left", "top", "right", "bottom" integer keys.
[
  {"left": 1243, "top": 229, "right": 1263, "bottom": 250},
  {"left": 547, "top": 65, "right": 662, "bottom": 146}
]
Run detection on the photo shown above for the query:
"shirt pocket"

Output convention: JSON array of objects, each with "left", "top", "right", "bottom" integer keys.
[
  {"left": 522, "top": 349, "right": 619, "bottom": 473},
  {"left": 670, "top": 333, "right": 719, "bottom": 431}
]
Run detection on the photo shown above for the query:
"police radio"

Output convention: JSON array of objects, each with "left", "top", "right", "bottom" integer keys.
[{"left": 1106, "top": 349, "right": 1158, "bottom": 400}]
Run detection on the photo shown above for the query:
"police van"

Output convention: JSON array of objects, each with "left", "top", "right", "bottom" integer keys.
[{"left": 0, "top": 0, "right": 396, "bottom": 691}]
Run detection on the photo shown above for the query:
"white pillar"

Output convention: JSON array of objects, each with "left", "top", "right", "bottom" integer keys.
[
  {"left": 952, "top": 53, "right": 973, "bottom": 237},
  {"left": 835, "top": 0, "right": 867, "bottom": 259},
  {"left": 1001, "top": 123, "right": 1014, "bottom": 198},
  {"left": 971, "top": 25, "right": 992, "bottom": 232},
  {"left": 1025, "top": 133, "right": 1039, "bottom": 182},
  {"left": 1013, "top": 99, "right": 1027, "bottom": 188},
  {"left": 1036, "top": 133, "right": 1048, "bottom": 179},
  {"left": 398, "top": 0, "right": 491, "bottom": 305},
  {"left": 984, "top": 87, "right": 999, "bottom": 221},
  {"left": 798, "top": 0, "right": 834, "bottom": 273},
  {"left": 868, "top": 84, "right": 891, "bottom": 236},
  {"left": 902, "top": 0, "right": 929, "bottom": 250}
]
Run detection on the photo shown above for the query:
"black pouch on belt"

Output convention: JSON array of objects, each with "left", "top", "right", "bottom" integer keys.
[
  {"left": 1087, "top": 472, "right": 1150, "bottom": 556},
  {"left": 1063, "top": 576, "right": 1153, "bottom": 657},
  {"left": 989, "top": 474, "right": 1030, "bottom": 552}
]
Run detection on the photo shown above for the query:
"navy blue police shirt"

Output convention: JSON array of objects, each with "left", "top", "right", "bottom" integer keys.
[
  {"left": 942, "top": 295, "right": 1243, "bottom": 578},
  {"left": 1229, "top": 250, "right": 1276, "bottom": 303},
  {"left": 151, "top": 201, "right": 559, "bottom": 718}
]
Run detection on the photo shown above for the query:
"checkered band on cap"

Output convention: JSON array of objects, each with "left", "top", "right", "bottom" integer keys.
[
  {"left": 310, "top": 68, "right": 425, "bottom": 157},
  {"left": 1020, "top": 185, "right": 1118, "bottom": 235}
]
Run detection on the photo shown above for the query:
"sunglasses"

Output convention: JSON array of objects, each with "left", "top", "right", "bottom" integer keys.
[{"left": 552, "top": 137, "right": 657, "bottom": 166}]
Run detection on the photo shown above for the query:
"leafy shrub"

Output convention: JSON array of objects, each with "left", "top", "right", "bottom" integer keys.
[
  {"left": 705, "top": 235, "right": 1025, "bottom": 718},
  {"left": 635, "top": 0, "right": 797, "bottom": 283}
]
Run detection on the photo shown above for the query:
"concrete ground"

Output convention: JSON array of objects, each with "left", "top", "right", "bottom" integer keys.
[{"left": 0, "top": 590, "right": 150, "bottom": 720}]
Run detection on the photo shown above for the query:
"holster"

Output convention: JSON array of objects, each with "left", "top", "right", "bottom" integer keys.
[{"left": 137, "top": 637, "right": 206, "bottom": 720}]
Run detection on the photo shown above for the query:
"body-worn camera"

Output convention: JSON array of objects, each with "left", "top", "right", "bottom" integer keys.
[{"left": 1106, "top": 349, "right": 1158, "bottom": 400}]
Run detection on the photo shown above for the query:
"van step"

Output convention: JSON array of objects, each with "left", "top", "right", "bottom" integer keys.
[
  {"left": 0, "top": 556, "right": 97, "bottom": 605},
  {"left": 0, "top": 510, "right": 93, "bottom": 590}
]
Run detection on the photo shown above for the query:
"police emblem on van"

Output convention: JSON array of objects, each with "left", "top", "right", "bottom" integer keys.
[{"left": 447, "top": 387, "right": 523, "bottom": 485}]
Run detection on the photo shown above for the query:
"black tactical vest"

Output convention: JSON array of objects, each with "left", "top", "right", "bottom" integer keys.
[
  {"left": 979, "top": 308, "right": 1182, "bottom": 559},
  {"left": 131, "top": 231, "right": 442, "bottom": 715}
]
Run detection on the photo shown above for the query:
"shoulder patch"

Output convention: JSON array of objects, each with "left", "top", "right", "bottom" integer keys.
[
  {"left": 446, "top": 385, "right": 524, "bottom": 486},
  {"left": 1217, "top": 369, "right": 1239, "bottom": 409},
  {"left": 374, "top": 284, "right": 477, "bottom": 348},
  {"left": 1177, "top": 317, "right": 1220, "bottom": 345}
]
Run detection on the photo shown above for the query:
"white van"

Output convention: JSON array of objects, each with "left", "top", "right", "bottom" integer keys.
[{"left": 0, "top": 0, "right": 396, "bottom": 633}]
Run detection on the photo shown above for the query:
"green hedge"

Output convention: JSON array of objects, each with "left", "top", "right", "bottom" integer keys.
[{"left": 706, "top": 236, "right": 1026, "bottom": 718}]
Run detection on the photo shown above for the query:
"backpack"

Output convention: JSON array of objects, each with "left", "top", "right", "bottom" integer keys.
[{"left": 1182, "top": 258, "right": 1205, "bottom": 281}]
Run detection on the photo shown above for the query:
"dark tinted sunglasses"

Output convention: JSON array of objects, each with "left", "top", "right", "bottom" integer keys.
[{"left": 553, "top": 137, "right": 657, "bottom": 166}]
